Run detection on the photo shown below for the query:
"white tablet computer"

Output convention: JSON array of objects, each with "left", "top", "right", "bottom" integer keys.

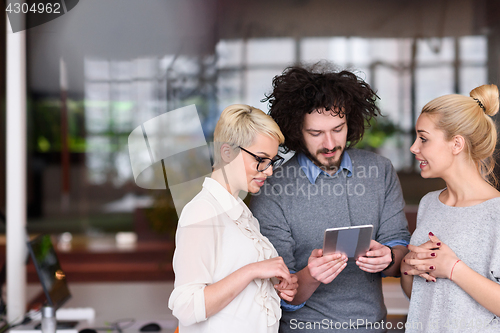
[{"left": 323, "top": 224, "right": 373, "bottom": 260}]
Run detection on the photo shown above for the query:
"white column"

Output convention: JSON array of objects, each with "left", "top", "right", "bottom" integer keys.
[{"left": 6, "top": 14, "right": 27, "bottom": 323}]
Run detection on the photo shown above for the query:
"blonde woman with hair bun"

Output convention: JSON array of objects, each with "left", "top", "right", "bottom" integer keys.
[
  {"left": 168, "top": 104, "right": 298, "bottom": 333},
  {"left": 401, "top": 84, "right": 500, "bottom": 332}
]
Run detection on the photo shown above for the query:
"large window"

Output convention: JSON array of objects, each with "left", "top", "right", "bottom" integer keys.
[
  {"left": 216, "top": 36, "right": 488, "bottom": 170},
  {"left": 17, "top": 0, "right": 491, "bottom": 234}
]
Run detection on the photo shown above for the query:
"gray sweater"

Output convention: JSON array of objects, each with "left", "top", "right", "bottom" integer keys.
[
  {"left": 406, "top": 190, "right": 500, "bottom": 333},
  {"left": 250, "top": 149, "right": 410, "bottom": 332}
]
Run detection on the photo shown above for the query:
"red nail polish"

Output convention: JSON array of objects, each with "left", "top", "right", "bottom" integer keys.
[
  {"left": 403, "top": 259, "right": 406, "bottom": 263},
  {"left": 429, "top": 232, "right": 434, "bottom": 236},
  {"left": 431, "top": 253, "right": 436, "bottom": 257},
  {"left": 436, "top": 242, "right": 441, "bottom": 246},
  {"left": 426, "top": 280, "right": 429, "bottom": 283},
  {"left": 404, "top": 272, "right": 408, "bottom": 275},
  {"left": 430, "top": 266, "right": 435, "bottom": 270}
]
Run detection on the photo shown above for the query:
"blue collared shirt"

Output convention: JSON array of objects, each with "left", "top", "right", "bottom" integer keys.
[{"left": 297, "top": 151, "right": 353, "bottom": 184}]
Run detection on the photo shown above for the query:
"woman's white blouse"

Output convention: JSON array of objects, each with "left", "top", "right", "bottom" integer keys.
[{"left": 168, "top": 178, "right": 281, "bottom": 333}]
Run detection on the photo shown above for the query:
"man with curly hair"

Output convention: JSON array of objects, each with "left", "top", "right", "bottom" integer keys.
[{"left": 250, "top": 63, "right": 410, "bottom": 332}]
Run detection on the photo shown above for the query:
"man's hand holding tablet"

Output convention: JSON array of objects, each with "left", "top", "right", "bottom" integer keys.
[
  {"left": 296, "top": 224, "right": 391, "bottom": 303},
  {"left": 356, "top": 240, "right": 394, "bottom": 273},
  {"left": 307, "top": 249, "right": 348, "bottom": 284},
  {"left": 321, "top": 224, "right": 394, "bottom": 273}
]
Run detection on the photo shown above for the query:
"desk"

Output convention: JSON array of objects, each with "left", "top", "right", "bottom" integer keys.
[
  {"left": 382, "top": 277, "right": 410, "bottom": 315},
  {"left": 26, "top": 282, "right": 178, "bottom": 333}
]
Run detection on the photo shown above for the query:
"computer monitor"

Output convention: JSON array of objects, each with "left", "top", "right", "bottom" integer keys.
[{"left": 27, "top": 234, "right": 71, "bottom": 310}]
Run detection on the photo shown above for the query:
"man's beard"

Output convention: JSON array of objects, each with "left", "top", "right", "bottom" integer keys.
[{"left": 304, "top": 146, "right": 344, "bottom": 173}]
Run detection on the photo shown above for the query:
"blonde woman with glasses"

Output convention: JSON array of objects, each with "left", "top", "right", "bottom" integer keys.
[{"left": 168, "top": 104, "right": 298, "bottom": 333}]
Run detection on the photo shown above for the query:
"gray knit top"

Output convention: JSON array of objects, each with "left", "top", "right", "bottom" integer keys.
[{"left": 406, "top": 189, "right": 500, "bottom": 333}]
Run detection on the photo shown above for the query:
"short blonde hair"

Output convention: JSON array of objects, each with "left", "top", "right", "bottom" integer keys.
[
  {"left": 422, "top": 84, "right": 499, "bottom": 185},
  {"left": 213, "top": 104, "right": 285, "bottom": 168}
]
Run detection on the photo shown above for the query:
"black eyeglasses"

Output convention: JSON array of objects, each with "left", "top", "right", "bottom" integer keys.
[{"left": 238, "top": 146, "right": 284, "bottom": 172}]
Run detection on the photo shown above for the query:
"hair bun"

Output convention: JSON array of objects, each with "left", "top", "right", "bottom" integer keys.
[{"left": 470, "top": 84, "right": 499, "bottom": 117}]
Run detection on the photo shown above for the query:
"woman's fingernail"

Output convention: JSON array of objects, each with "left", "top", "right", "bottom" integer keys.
[
  {"left": 426, "top": 280, "right": 429, "bottom": 283},
  {"left": 433, "top": 279, "right": 437, "bottom": 282},
  {"left": 431, "top": 253, "right": 436, "bottom": 257},
  {"left": 430, "top": 266, "right": 435, "bottom": 270},
  {"left": 429, "top": 232, "right": 434, "bottom": 236},
  {"left": 436, "top": 242, "right": 441, "bottom": 246},
  {"left": 404, "top": 272, "right": 408, "bottom": 275},
  {"left": 406, "top": 244, "right": 409, "bottom": 248},
  {"left": 403, "top": 259, "right": 406, "bottom": 263}
]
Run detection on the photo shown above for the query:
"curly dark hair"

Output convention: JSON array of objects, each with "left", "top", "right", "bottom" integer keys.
[{"left": 262, "top": 62, "right": 380, "bottom": 154}]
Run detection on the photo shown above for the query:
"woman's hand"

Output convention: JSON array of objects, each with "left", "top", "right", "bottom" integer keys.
[
  {"left": 424, "top": 234, "right": 460, "bottom": 280},
  {"left": 203, "top": 256, "right": 292, "bottom": 319},
  {"left": 275, "top": 273, "right": 298, "bottom": 302},
  {"left": 251, "top": 257, "right": 298, "bottom": 302},
  {"left": 404, "top": 233, "right": 460, "bottom": 281},
  {"left": 402, "top": 234, "right": 442, "bottom": 282},
  {"left": 249, "top": 256, "right": 293, "bottom": 285}
]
